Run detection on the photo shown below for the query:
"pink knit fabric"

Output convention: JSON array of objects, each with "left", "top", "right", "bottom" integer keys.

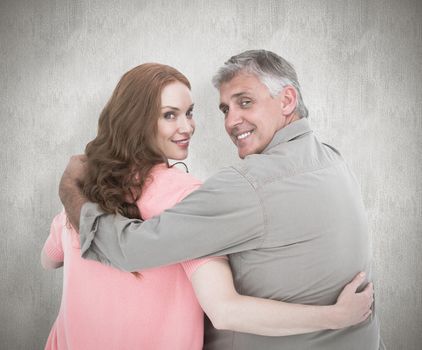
[{"left": 43, "top": 165, "right": 218, "bottom": 350}]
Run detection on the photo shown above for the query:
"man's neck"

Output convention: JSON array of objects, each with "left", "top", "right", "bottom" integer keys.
[{"left": 285, "top": 112, "right": 300, "bottom": 126}]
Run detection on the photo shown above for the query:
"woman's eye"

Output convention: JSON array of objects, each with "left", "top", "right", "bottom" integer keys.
[
  {"left": 164, "top": 112, "right": 176, "bottom": 120},
  {"left": 186, "top": 109, "right": 194, "bottom": 119}
]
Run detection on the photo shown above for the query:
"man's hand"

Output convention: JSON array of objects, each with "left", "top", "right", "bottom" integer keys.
[
  {"left": 59, "top": 154, "right": 89, "bottom": 231},
  {"left": 60, "top": 154, "right": 88, "bottom": 188},
  {"left": 330, "top": 272, "right": 374, "bottom": 329}
]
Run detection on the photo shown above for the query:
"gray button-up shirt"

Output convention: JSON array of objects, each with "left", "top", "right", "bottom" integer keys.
[{"left": 80, "top": 118, "right": 383, "bottom": 349}]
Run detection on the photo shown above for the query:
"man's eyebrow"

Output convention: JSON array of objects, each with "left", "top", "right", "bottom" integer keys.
[
  {"left": 219, "top": 92, "right": 249, "bottom": 111},
  {"left": 231, "top": 91, "right": 248, "bottom": 99}
]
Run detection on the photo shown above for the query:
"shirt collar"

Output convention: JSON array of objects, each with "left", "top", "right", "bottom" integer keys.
[{"left": 263, "top": 118, "right": 313, "bottom": 153}]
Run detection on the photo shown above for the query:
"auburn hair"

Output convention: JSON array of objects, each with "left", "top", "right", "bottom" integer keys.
[{"left": 83, "top": 63, "right": 191, "bottom": 220}]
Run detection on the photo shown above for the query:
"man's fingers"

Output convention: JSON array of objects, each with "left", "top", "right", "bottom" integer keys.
[
  {"left": 62, "top": 154, "right": 89, "bottom": 186},
  {"left": 70, "top": 154, "right": 87, "bottom": 163}
]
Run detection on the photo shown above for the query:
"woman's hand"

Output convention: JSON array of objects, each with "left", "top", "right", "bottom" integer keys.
[{"left": 330, "top": 272, "right": 374, "bottom": 329}]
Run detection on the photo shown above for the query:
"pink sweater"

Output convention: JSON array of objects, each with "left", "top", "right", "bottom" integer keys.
[{"left": 43, "top": 165, "right": 216, "bottom": 350}]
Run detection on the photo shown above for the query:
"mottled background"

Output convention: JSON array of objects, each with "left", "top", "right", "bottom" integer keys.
[{"left": 1, "top": 0, "right": 421, "bottom": 349}]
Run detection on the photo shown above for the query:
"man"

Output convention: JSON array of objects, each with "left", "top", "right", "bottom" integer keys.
[{"left": 60, "top": 50, "right": 383, "bottom": 349}]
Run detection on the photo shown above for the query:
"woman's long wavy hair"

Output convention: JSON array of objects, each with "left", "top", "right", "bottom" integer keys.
[{"left": 83, "top": 63, "right": 191, "bottom": 220}]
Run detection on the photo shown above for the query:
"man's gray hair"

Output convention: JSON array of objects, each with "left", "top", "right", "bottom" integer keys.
[{"left": 212, "top": 50, "right": 308, "bottom": 119}]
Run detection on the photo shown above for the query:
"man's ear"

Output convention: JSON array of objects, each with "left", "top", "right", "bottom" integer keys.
[{"left": 280, "top": 86, "right": 297, "bottom": 116}]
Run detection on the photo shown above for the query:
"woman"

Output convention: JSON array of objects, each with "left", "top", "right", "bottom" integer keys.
[{"left": 41, "top": 63, "right": 372, "bottom": 349}]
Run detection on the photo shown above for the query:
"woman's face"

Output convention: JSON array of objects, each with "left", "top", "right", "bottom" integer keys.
[{"left": 155, "top": 81, "right": 195, "bottom": 160}]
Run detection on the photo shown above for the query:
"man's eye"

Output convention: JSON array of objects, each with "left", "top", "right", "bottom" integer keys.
[
  {"left": 240, "top": 99, "right": 251, "bottom": 107},
  {"left": 164, "top": 112, "right": 176, "bottom": 120}
]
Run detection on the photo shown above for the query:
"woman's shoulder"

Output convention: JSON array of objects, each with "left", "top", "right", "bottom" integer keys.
[
  {"left": 137, "top": 164, "right": 202, "bottom": 218},
  {"left": 148, "top": 164, "right": 202, "bottom": 190}
]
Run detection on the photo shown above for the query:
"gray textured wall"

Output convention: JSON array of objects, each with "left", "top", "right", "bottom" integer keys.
[{"left": 1, "top": 0, "right": 421, "bottom": 349}]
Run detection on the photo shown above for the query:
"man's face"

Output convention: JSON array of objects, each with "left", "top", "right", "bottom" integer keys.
[{"left": 219, "top": 73, "right": 286, "bottom": 159}]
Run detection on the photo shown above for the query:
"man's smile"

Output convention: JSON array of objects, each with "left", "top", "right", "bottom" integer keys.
[
  {"left": 232, "top": 129, "right": 255, "bottom": 143},
  {"left": 236, "top": 130, "right": 253, "bottom": 140}
]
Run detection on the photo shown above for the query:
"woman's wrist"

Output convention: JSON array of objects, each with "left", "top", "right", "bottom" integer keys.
[{"left": 323, "top": 304, "right": 344, "bottom": 330}]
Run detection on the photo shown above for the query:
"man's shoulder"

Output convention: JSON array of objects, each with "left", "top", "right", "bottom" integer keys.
[
  {"left": 230, "top": 137, "right": 346, "bottom": 189},
  {"left": 200, "top": 164, "right": 257, "bottom": 194},
  {"left": 230, "top": 151, "right": 294, "bottom": 187}
]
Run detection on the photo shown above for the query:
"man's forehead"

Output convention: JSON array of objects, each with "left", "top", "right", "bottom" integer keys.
[
  {"left": 219, "top": 73, "right": 259, "bottom": 100},
  {"left": 221, "top": 72, "right": 258, "bottom": 87}
]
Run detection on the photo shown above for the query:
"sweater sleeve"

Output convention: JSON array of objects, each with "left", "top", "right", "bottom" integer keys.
[
  {"left": 79, "top": 166, "right": 265, "bottom": 272},
  {"left": 42, "top": 211, "right": 66, "bottom": 263},
  {"left": 181, "top": 256, "right": 228, "bottom": 280}
]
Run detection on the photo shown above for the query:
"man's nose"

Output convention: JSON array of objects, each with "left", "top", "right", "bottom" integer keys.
[{"left": 225, "top": 108, "right": 243, "bottom": 130}]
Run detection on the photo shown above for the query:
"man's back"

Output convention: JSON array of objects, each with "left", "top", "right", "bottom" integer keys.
[{"left": 204, "top": 119, "right": 382, "bottom": 350}]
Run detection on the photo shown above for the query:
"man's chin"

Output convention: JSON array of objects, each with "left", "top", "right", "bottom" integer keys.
[
  {"left": 238, "top": 145, "right": 262, "bottom": 158},
  {"left": 238, "top": 149, "right": 251, "bottom": 159}
]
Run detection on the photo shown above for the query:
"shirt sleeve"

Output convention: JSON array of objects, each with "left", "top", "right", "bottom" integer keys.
[
  {"left": 79, "top": 166, "right": 266, "bottom": 272},
  {"left": 42, "top": 211, "right": 66, "bottom": 263}
]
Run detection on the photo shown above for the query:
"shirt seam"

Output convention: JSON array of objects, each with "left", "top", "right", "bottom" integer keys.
[
  {"left": 255, "top": 159, "right": 345, "bottom": 190},
  {"left": 229, "top": 166, "right": 268, "bottom": 251}
]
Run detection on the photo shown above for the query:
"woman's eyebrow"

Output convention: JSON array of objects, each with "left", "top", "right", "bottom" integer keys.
[
  {"left": 161, "top": 106, "right": 180, "bottom": 110},
  {"left": 161, "top": 103, "right": 194, "bottom": 110}
]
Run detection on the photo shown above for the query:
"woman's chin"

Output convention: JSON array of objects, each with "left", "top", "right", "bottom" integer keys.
[{"left": 167, "top": 151, "right": 188, "bottom": 161}]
